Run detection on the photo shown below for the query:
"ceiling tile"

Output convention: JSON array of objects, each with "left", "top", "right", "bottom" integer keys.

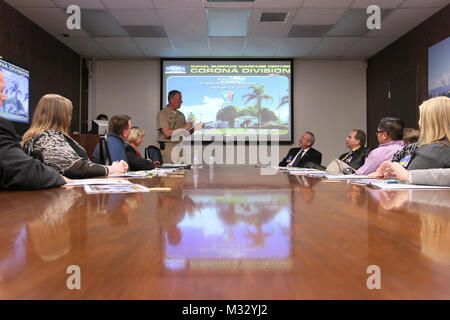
[
  {"left": 15, "top": 7, "right": 88, "bottom": 37},
  {"left": 278, "top": 37, "right": 321, "bottom": 56},
  {"left": 302, "top": 0, "right": 353, "bottom": 8},
  {"left": 94, "top": 38, "right": 145, "bottom": 57},
  {"left": 133, "top": 37, "right": 176, "bottom": 57},
  {"left": 171, "top": 37, "right": 209, "bottom": 56},
  {"left": 343, "top": 37, "right": 396, "bottom": 58},
  {"left": 367, "top": 8, "right": 442, "bottom": 37},
  {"left": 245, "top": 37, "right": 284, "bottom": 56},
  {"left": 209, "top": 37, "right": 246, "bottom": 56},
  {"left": 4, "top": 0, "right": 55, "bottom": 7},
  {"left": 123, "top": 25, "right": 167, "bottom": 37},
  {"left": 102, "top": 0, "right": 154, "bottom": 10},
  {"left": 351, "top": 0, "right": 404, "bottom": 9},
  {"left": 287, "top": 25, "right": 332, "bottom": 37},
  {"left": 327, "top": 9, "right": 392, "bottom": 37},
  {"left": 152, "top": 0, "right": 203, "bottom": 9},
  {"left": 310, "top": 37, "right": 360, "bottom": 56},
  {"left": 110, "top": 9, "right": 161, "bottom": 26},
  {"left": 248, "top": 8, "right": 298, "bottom": 37},
  {"left": 57, "top": 37, "right": 111, "bottom": 57},
  {"left": 254, "top": 0, "right": 303, "bottom": 8},
  {"left": 293, "top": 8, "right": 346, "bottom": 25},
  {"left": 207, "top": 8, "right": 251, "bottom": 36},
  {"left": 81, "top": 9, "right": 128, "bottom": 37},
  {"left": 400, "top": 0, "right": 450, "bottom": 8},
  {"left": 52, "top": 0, "right": 105, "bottom": 9},
  {"left": 159, "top": 9, "right": 207, "bottom": 37}
]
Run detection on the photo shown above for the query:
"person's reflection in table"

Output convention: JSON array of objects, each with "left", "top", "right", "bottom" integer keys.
[
  {"left": 27, "top": 189, "right": 83, "bottom": 261},
  {"left": 0, "top": 188, "right": 83, "bottom": 285},
  {"left": 287, "top": 175, "right": 318, "bottom": 204},
  {"left": 346, "top": 184, "right": 367, "bottom": 208},
  {"left": 407, "top": 192, "right": 450, "bottom": 265},
  {"left": 105, "top": 193, "right": 144, "bottom": 226},
  {"left": 157, "top": 176, "right": 194, "bottom": 246}
]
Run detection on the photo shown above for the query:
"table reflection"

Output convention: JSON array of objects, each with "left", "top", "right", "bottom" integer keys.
[
  {"left": 163, "top": 190, "right": 292, "bottom": 272},
  {"left": 369, "top": 188, "right": 450, "bottom": 265},
  {"left": 0, "top": 188, "right": 82, "bottom": 284}
]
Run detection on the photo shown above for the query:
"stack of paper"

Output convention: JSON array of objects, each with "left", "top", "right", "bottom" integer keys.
[
  {"left": 84, "top": 184, "right": 150, "bottom": 194},
  {"left": 66, "top": 179, "right": 133, "bottom": 186}
]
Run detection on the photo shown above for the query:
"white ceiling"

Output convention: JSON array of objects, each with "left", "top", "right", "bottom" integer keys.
[{"left": 4, "top": 0, "right": 449, "bottom": 59}]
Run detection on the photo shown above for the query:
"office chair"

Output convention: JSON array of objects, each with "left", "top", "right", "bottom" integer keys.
[{"left": 145, "top": 145, "right": 163, "bottom": 164}]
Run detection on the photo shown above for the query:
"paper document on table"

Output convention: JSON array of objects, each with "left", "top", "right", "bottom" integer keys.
[
  {"left": 66, "top": 179, "right": 133, "bottom": 186},
  {"left": 323, "top": 174, "right": 378, "bottom": 180},
  {"left": 273, "top": 166, "right": 320, "bottom": 171},
  {"left": 84, "top": 183, "right": 150, "bottom": 194},
  {"left": 288, "top": 170, "right": 325, "bottom": 175},
  {"left": 108, "top": 171, "right": 150, "bottom": 178},
  {"left": 159, "top": 164, "right": 189, "bottom": 168},
  {"left": 367, "top": 182, "right": 450, "bottom": 190}
]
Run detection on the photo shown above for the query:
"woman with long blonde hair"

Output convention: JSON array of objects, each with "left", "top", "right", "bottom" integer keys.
[
  {"left": 405, "top": 96, "right": 450, "bottom": 170},
  {"left": 22, "top": 94, "right": 127, "bottom": 178}
]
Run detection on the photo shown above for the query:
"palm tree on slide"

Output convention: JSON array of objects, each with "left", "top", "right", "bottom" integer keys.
[
  {"left": 242, "top": 85, "right": 273, "bottom": 128},
  {"left": 277, "top": 95, "right": 289, "bottom": 119}
]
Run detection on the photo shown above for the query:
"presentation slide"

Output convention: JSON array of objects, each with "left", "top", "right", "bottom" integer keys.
[
  {"left": 0, "top": 58, "right": 30, "bottom": 124},
  {"left": 162, "top": 59, "right": 293, "bottom": 142}
]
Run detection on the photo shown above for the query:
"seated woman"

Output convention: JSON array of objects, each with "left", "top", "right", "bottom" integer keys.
[
  {"left": 22, "top": 94, "right": 128, "bottom": 179},
  {"left": 406, "top": 96, "right": 450, "bottom": 170},
  {"left": 372, "top": 96, "right": 449, "bottom": 176},
  {"left": 125, "top": 127, "right": 159, "bottom": 171}
]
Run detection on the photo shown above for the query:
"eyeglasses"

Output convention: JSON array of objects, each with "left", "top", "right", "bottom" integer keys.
[{"left": 375, "top": 130, "right": 386, "bottom": 135}]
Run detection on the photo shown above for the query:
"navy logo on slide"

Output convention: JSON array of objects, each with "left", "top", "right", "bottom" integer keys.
[{"left": 166, "top": 66, "right": 186, "bottom": 74}]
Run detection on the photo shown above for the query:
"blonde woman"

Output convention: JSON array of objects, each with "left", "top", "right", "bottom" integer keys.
[
  {"left": 125, "top": 127, "right": 159, "bottom": 170},
  {"left": 22, "top": 94, "right": 127, "bottom": 179},
  {"left": 403, "top": 96, "right": 450, "bottom": 170}
]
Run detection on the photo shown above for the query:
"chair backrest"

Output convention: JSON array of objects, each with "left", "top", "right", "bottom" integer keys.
[
  {"left": 98, "top": 137, "right": 111, "bottom": 165},
  {"left": 105, "top": 134, "right": 127, "bottom": 163},
  {"left": 145, "top": 145, "right": 163, "bottom": 164}
]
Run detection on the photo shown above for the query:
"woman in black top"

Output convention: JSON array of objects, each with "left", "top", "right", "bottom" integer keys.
[{"left": 125, "top": 127, "right": 159, "bottom": 171}]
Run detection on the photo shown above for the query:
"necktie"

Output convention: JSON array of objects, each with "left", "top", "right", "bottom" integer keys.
[
  {"left": 292, "top": 150, "right": 304, "bottom": 167},
  {"left": 341, "top": 150, "right": 353, "bottom": 162}
]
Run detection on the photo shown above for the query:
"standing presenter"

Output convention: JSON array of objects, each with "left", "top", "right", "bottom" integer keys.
[{"left": 157, "top": 90, "right": 200, "bottom": 163}]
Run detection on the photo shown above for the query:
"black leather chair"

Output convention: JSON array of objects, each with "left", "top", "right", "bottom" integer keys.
[{"left": 145, "top": 145, "right": 163, "bottom": 164}]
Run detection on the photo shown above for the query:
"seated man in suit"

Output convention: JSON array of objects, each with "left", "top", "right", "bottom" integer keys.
[
  {"left": 326, "top": 129, "right": 368, "bottom": 173},
  {"left": 92, "top": 114, "right": 131, "bottom": 165},
  {"left": 279, "top": 131, "right": 322, "bottom": 167},
  {"left": 0, "top": 70, "right": 67, "bottom": 190}
]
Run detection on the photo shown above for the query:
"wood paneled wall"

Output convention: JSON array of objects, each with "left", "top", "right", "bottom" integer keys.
[
  {"left": 0, "top": 0, "right": 81, "bottom": 135},
  {"left": 366, "top": 4, "right": 450, "bottom": 148}
]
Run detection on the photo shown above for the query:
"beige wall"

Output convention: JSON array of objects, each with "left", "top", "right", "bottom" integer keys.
[{"left": 90, "top": 59, "right": 366, "bottom": 165}]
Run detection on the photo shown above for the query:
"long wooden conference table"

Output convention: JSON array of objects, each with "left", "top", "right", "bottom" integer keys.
[{"left": 0, "top": 166, "right": 449, "bottom": 299}]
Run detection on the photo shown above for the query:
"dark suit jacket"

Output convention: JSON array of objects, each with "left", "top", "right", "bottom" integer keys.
[
  {"left": 279, "top": 147, "right": 322, "bottom": 167},
  {"left": 338, "top": 147, "right": 369, "bottom": 170},
  {"left": 0, "top": 117, "right": 65, "bottom": 190},
  {"left": 125, "top": 143, "right": 155, "bottom": 171}
]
